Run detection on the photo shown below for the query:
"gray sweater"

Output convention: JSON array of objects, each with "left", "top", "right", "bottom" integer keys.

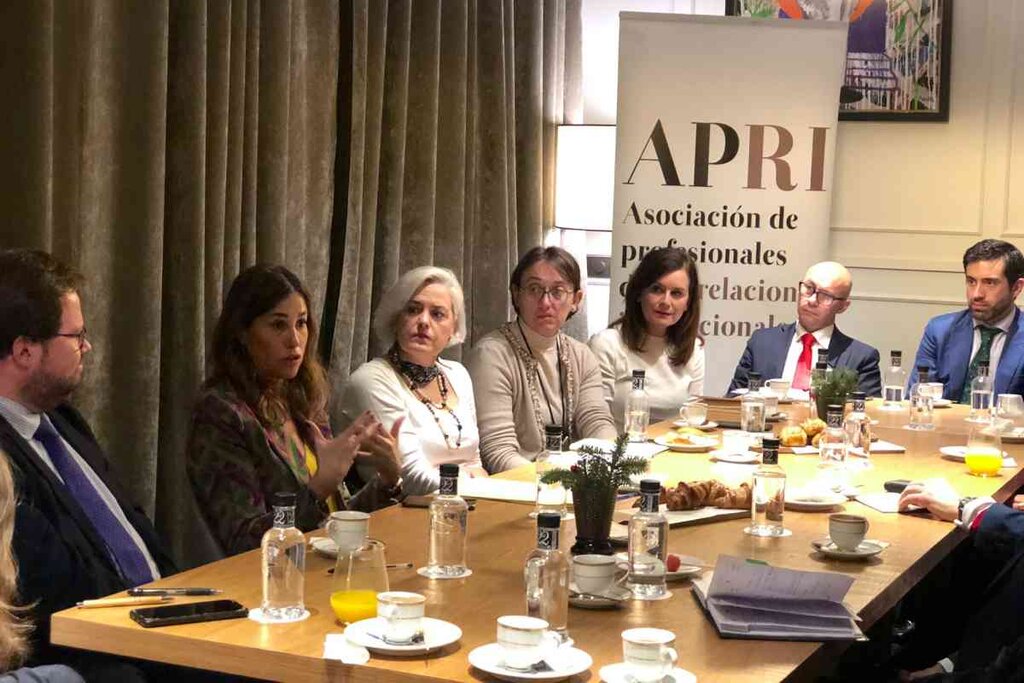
[{"left": 466, "top": 322, "right": 617, "bottom": 472}]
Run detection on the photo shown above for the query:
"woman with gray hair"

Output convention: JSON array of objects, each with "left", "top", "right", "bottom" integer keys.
[{"left": 338, "top": 266, "right": 486, "bottom": 495}]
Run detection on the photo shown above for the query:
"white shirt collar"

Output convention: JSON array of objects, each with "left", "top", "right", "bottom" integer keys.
[
  {"left": 0, "top": 395, "right": 42, "bottom": 442},
  {"left": 795, "top": 322, "right": 834, "bottom": 349}
]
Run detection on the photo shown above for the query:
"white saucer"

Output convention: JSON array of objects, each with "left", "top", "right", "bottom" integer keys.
[
  {"left": 654, "top": 434, "right": 716, "bottom": 453},
  {"left": 1001, "top": 428, "right": 1024, "bottom": 444},
  {"left": 785, "top": 492, "right": 846, "bottom": 511},
  {"left": 600, "top": 662, "right": 697, "bottom": 683},
  {"left": 666, "top": 565, "right": 703, "bottom": 581},
  {"left": 344, "top": 616, "right": 461, "bottom": 655},
  {"left": 569, "top": 584, "right": 630, "bottom": 609},
  {"left": 468, "top": 642, "right": 593, "bottom": 681},
  {"left": 416, "top": 566, "right": 473, "bottom": 580},
  {"left": 310, "top": 537, "right": 339, "bottom": 558},
  {"left": 812, "top": 538, "right": 886, "bottom": 560},
  {"left": 672, "top": 419, "right": 718, "bottom": 431},
  {"left": 933, "top": 398, "right": 953, "bottom": 408},
  {"left": 710, "top": 449, "right": 758, "bottom": 464}
]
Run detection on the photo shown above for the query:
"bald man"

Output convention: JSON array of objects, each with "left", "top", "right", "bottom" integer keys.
[{"left": 727, "top": 261, "right": 881, "bottom": 396}]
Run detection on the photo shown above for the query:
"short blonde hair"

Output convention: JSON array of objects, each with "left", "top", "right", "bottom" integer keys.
[{"left": 373, "top": 266, "right": 467, "bottom": 349}]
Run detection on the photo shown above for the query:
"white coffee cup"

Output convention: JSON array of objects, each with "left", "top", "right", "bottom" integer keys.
[
  {"left": 326, "top": 511, "right": 370, "bottom": 553},
  {"left": 767, "top": 378, "right": 791, "bottom": 398},
  {"left": 377, "top": 591, "right": 426, "bottom": 645},
  {"left": 922, "top": 382, "right": 945, "bottom": 400},
  {"left": 621, "top": 628, "right": 678, "bottom": 683},
  {"left": 572, "top": 554, "right": 616, "bottom": 596},
  {"left": 829, "top": 513, "right": 869, "bottom": 551},
  {"left": 679, "top": 402, "right": 707, "bottom": 426},
  {"left": 496, "top": 615, "right": 557, "bottom": 671}
]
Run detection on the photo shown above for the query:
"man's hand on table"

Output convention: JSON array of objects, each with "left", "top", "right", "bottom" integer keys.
[{"left": 898, "top": 482, "right": 958, "bottom": 522}]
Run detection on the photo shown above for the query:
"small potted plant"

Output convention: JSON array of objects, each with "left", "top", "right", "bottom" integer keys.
[
  {"left": 540, "top": 433, "right": 648, "bottom": 555},
  {"left": 811, "top": 367, "right": 858, "bottom": 419}
]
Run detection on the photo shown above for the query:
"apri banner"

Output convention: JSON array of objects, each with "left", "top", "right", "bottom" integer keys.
[{"left": 612, "top": 13, "right": 848, "bottom": 395}]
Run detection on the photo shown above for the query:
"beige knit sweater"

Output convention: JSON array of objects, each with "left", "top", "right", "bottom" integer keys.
[{"left": 466, "top": 321, "right": 617, "bottom": 473}]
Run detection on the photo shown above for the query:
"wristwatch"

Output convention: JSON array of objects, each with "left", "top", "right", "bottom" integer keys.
[{"left": 958, "top": 496, "right": 977, "bottom": 523}]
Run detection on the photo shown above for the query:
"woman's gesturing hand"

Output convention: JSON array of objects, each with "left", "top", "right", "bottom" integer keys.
[
  {"left": 359, "top": 417, "right": 405, "bottom": 488},
  {"left": 309, "top": 411, "right": 378, "bottom": 499}
]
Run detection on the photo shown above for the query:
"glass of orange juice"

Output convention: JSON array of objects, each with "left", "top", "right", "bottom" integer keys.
[
  {"left": 965, "top": 423, "right": 1003, "bottom": 477},
  {"left": 330, "top": 539, "right": 389, "bottom": 623}
]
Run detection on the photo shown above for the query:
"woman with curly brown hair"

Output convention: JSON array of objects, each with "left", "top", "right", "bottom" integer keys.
[{"left": 187, "top": 265, "right": 403, "bottom": 558}]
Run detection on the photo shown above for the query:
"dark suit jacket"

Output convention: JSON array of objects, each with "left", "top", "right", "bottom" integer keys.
[
  {"left": 726, "top": 322, "right": 882, "bottom": 396},
  {"left": 0, "top": 404, "right": 175, "bottom": 655},
  {"left": 910, "top": 308, "right": 1024, "bottom": 400}
]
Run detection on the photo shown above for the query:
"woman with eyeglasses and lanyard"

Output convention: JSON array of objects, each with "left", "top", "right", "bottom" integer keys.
[
  {"left": 588, "top": 247, "right": 704, "bottom": 430},
  {"left": 467, "top": 247, "right": 616, "bottom": 473}
]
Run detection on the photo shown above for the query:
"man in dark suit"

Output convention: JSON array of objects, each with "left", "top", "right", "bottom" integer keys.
[
  {"left": 896, "top": 485, "right": 1024, "bottom": 680},
  {"left": 0, "top": 249, "right": 175, "bottom": 666},
  {"left": 727, "top": 261, "right": 881, "bottom": 396},
  {"left": 911, "top": 239, "right": 1024, "bottom": 402}
]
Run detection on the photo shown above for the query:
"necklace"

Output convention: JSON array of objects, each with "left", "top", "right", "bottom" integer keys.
[
  {"left": 515, "top": 319, "right": 568, "bottom": 438},
  {"left": 387, "top": 346, "right": 440, "bottom": 388},
  {"left": 399, "top": 367, "right": 463, "bottom": 450}
]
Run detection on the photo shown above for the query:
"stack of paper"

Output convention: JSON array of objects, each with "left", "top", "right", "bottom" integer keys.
[{"left": 692, "top": 555, "right": 863, "bottom": 641}]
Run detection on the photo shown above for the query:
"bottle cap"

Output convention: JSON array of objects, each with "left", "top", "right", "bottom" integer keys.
[
  {"left": 639, "top": 479, "right": 662, "bottom": 494},
  {"left": 272, "top": 491, "right": 297, "bottom": 508},
  {"left": 827, "top": 404, "right": 843, "bottom": 415},
  {"left": 632, "top": 369, "right": 646, "bottom": 378},
  {"left": 439, "top": 463, "right": 460, "bottom": 478},
  {"left": 851, "top": 391, "right": 866, "bottom": 400},
  {"left": 544, "top": 425, "right": 563, "bottom": 437},
  {"left": 537, "top": 512, "right": 562, "bottom": 529},
  {"left": 762, "top": 437, "right": 780, "bottom": 449},
  {"left": 891, "top": 350, "right": 902, "bottom": 358}
]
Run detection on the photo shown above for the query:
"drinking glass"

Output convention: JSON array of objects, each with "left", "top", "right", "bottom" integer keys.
[
  {"left": 330, "top": 539, "right": 389, "bottom": 623},
  {"left": 996, "top": 394, "right": 1024, "bottom": 428},
  {"left": 965, "top": 422, "right": 1003, "bottom": 478}
]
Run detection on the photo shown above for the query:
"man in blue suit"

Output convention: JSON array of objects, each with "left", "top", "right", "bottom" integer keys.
[
  {"left": 911, "top": 239, "right": 1024, "bottom": 401},
  {"left": 727, "top": 261, "right": 881, "bottom": 396}
]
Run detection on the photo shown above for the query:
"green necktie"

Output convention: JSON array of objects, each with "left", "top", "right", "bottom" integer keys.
[{"left": 960, "top": 326, "right": 1000, "bottom": 403}]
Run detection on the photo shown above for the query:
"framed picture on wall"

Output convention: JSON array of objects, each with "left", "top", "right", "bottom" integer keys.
[{"left": 725, "top": 0, "right": 953, "bottom": 122}]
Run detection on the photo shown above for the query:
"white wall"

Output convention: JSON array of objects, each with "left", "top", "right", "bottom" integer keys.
[{"left": 579, "top": 0, "right": 1021, "bottom": 375}]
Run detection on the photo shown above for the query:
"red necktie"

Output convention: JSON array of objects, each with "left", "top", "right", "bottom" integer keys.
[{"left": 792, "top": 332, "right": 816, "bottom": 390}]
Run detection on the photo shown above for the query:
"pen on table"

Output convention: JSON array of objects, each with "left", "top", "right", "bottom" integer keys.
[
  {"left": 77, "top": 596, "right": 173, "bottom": 609},
  {"left": 128, "top": 587, "right": 223, "bottom": 597},
  {"left": 328, "top": 562, "right": 413, "bottom": 575}
]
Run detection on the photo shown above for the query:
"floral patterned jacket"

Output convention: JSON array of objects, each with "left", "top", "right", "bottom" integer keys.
[{"left": 186, "top": 383, "right": 395, "bottom": 558}]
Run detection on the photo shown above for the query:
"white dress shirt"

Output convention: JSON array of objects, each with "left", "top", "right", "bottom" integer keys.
[
  {"left": 781, "top": 323, "right": 835, "bottom": 382},
  {"left": 970, "top": 307, "right": 1017, "bottom": 373},
  {"left": 0, "top": 396, "right": 161, "bottom": 579}
]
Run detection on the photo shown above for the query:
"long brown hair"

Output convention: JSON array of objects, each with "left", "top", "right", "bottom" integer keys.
[
  {"left": 0, "top": 452, "right": 30, "bottom": 668},
  {"left": 207, "top": 265, "right": 329, "bottom": 435},
  {"left": 614, "top": 247, "right": 701, "bottom": 367}
]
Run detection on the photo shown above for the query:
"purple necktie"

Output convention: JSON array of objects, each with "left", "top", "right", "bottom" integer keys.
[{"left": 34, "top": 416, "right": 155, "bottom": 587}]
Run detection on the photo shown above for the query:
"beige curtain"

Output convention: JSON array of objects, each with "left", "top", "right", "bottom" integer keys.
[
  {"left": 0, "top": 0, "right": 581, "bottom": 567},
  {"left": 0, "top": 0, "right": 341, "bottom": 565},
  {"left": 326, "top": 0, "right": 583, "bottom": 397}
]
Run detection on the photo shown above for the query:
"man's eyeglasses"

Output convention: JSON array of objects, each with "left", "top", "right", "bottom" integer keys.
[
  {"left": 54, "top": 328, "right": 88, "bottom": 350},
  {"left": 798, "top": 281, "right": 846, "bottom": 306},
  {"left": 520, "top": 284, "right": 573, "bottom": 303}
]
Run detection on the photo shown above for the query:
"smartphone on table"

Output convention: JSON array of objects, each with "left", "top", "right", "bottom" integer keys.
[{"left": 130, "top": 599, "right": 248, "bottom": 628}]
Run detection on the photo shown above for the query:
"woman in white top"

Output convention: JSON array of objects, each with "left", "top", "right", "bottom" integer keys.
[
  {"left": 589, "top": 247, "right": 705, "bottom": 429},
  {"left": 338, "top": 266, "right": 486, "bottom": 495}
]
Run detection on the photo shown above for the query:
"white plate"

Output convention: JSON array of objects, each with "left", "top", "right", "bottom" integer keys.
[
  {"left": 310, "top": 537, "right": 339, "bottom": 558},
  {"left": 468, "top": 642, "right": 593, "bottom": 682},
  {"left": 710, "top": 449, "right": 758, "bottom": 464},
  {"left": 933, "top": 398, "right": 953, "bottom": 408},
  {"left": 939, "top": 446, "right": 1013, "bottom": 466},
  {"left": 568, "top": 584, "right": 630, "bottom": 609},
  {"left": 785, "top": 493, "right": 847, "bottom": 511},
  {"left": 610, "top": 554, "right": 702, "bottom": 582},
  {"left": 654, "top": 434, "right": 716, "bottom": 453},
  {"left": 811, "top": 538, "right": 886, "bottom": 560},
  {"left": 344, "top": 617, "right": 461, "bottom": 656},
  {"left": 1001, "top": 428, "right": 1024, "bottom": 444},
  {"left": 672, "top": 420, "right": 719, "bottom": 431},
  {"left": 600, "top": 663, "right": 697, "bottom": 683}
]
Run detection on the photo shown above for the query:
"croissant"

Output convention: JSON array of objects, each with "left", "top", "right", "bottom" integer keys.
[{"left": 655, "top": 480, "right": 752, "bottom": 511}]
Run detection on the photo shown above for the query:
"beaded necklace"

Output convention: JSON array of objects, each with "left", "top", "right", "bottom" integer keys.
[{"left": 389, "top": 348, "right": 463, "bottom": 449}]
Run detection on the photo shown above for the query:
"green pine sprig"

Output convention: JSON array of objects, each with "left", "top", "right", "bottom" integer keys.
[{"left": 539, "top": 433, "right": 648, "bottom": 490}]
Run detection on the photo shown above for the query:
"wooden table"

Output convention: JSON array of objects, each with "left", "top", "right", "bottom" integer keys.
[{"left": 51, "top": 401, "right": 1024, "bottom": 682}]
